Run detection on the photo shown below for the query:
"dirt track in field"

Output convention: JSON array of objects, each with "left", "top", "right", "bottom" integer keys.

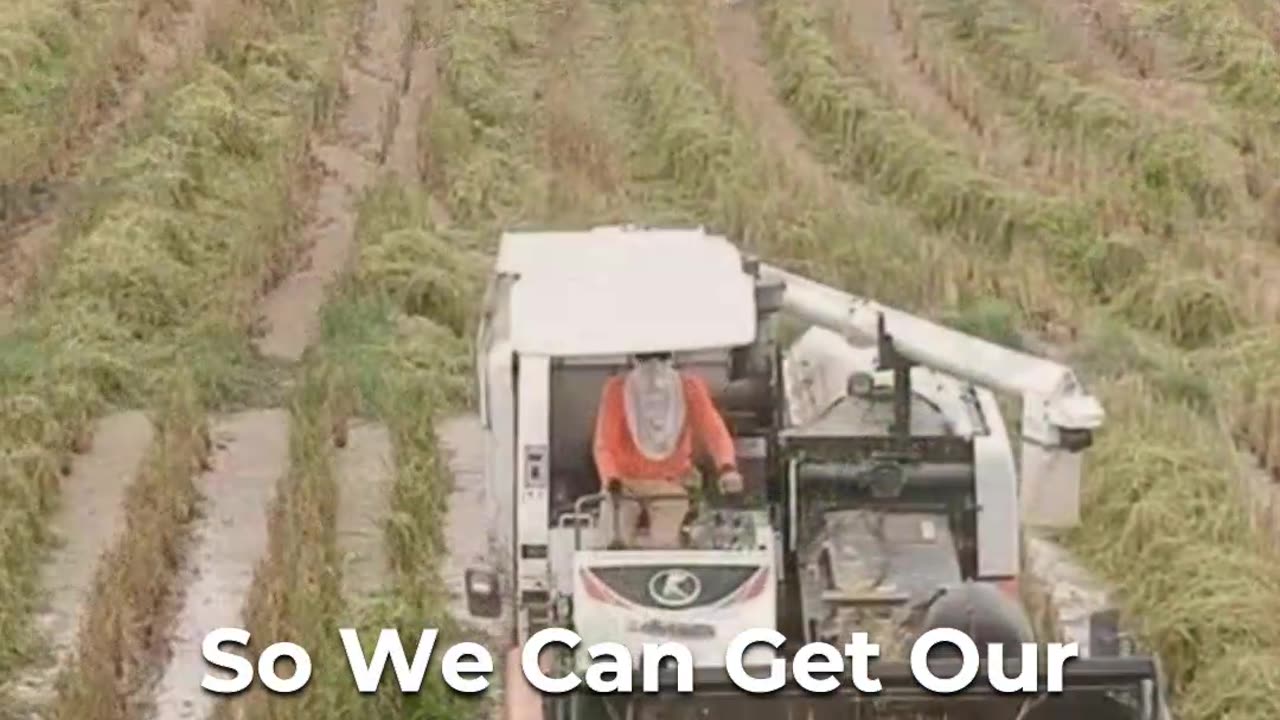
[
  {"left": 335, "top": 421, "right": 395, "bottom": 604},
  {"left": 150, "top": 410, "right": 290, "bottom": 720},
  {"left": 7, "top": 412, "right": 155, "bottom": 710}
]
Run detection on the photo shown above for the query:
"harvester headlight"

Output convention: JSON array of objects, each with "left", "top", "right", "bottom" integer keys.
[
  {"left": 466, "top": 568, "right": 496, "bottom": 596},
  {"left": 464, "top": 568, "right": 501, "bottom": 619}
]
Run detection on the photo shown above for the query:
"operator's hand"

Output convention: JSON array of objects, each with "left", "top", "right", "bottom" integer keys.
[{"left": 717, "top": 469, "right": 743, "bottom": 494}]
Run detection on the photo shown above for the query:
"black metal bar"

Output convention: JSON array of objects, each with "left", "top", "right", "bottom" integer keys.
[
  {"left": 1091, "top": 609, "right": 1123, "bottom": 657},
  {"left": 632, "top": 656, "right": 1158, "bottom": 695},
  {"left": 874, "top": 313, "right": 913, "bottom": 453},
  {"left": 780, "top": 435, "right": 974, "bottom": 464},
  {"left": 795, "top": 462, "right": 973, "bottom": 488}
]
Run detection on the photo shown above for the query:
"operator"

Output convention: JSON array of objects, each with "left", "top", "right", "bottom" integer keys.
[{"left": 592, "top": 351, "right": 743, "bottom": 549}]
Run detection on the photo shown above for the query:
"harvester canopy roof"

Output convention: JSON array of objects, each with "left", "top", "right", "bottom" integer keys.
[{"left": 498, "top": 226, "right": 758, "bottom": 356}]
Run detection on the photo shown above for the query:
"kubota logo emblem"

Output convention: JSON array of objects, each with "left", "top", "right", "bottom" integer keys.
[{"left": 648, "top": 569, "right": 701, "bottom": 607}]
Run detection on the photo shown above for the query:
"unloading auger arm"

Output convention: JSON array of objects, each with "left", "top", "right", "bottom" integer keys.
[{"left": 757, "top": 264, "right": 1103, "bottom": 528}]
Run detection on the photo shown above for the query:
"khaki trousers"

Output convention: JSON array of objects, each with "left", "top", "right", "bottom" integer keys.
[{"left": 599, "top": 474, "right": 693, "bottom": 549}]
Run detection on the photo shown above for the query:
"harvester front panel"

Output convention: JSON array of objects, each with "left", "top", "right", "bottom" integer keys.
[{"left": 572, "top": 544, "right": 777, "bottom": 670}]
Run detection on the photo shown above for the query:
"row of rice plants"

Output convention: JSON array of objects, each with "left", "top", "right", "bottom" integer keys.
[
  {"left": 611, "top": 0, "right": 1079, "bottom": 322},
  {"left": 759, "top": 0, "right": 1241, "bottom": 350},
  {"left": 0, "top": 0, "right": 351, "bottom": 682},
  {"left": 754, "top": 1, "right": 1280, "bottom": 716},
  {"left": 1, "top": 0, "right": 143, "bottom": 223},
  {"left": 225, "top": 0, "right": 542, "bottom": 717},
  {"left": 894, "top": 0, "right": 1245, "bottom": 230}
]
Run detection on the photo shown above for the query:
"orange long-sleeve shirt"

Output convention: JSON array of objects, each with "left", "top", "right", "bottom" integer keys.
[{"left": 593, "top": 373, "right": 737, "bottom": 484}]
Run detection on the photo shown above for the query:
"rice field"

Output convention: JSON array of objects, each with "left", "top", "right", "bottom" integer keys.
[{"left": 1, "top": 0, "right": 1278, "bottom": 718}]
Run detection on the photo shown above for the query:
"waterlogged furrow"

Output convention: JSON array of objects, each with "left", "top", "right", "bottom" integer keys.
[
  {"left": 222, "top": 1, "right": 545, "bottom": 718},
  {"left": 255, "top": 0, "right": 420, "bottom": 362},
  {"left": 209, "top": 361, "right": 349, "bottom": 720},
  {"left": 5, "top": 412, "right": 154, "bottom": 713},
  {"left": 152, "top": 410, "right": 290, "bottom": 720}
]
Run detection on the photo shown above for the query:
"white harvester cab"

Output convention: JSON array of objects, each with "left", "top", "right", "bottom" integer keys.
[{"left": 468, "top": 226, "right": 781, "bottom": 671}]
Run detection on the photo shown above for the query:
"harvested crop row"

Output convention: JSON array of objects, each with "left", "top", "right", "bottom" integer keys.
[
  {"left": 660, "top": 0, "right": 1095, "bottom": 332},
  {"left": 50, "top": 379, "right": 208, "bottom": 720},
  {"left": 977, "top": 0, "right": 1280, "bottom": 543},
  {"left": 759, "top": 0, "right": 1091, "bottom": 255},
  {"left": 1231, "top": 0, "right": 1280, "bottom": 49},
  {"left": 1036, "top": 0, "right": 1171, "bottom": 80},
  {"left": 1019, "top": 0, "right": 1217, "bottom": 121},
  {"left": 418, "top": 0, "right": 546, "bottom": 227},
  {"left": 896, "top": 0, "right": 1280, "bottom": 482},
  {"left": 1192, "top": 329, "right": 1280, "bottom": 485},
  {"left": 0, "top": 0, "right": 351, "bottom": 689},
  {"left": 1014, "top": 0, "right": 1150, "bottom": 79},
  {"left": 1, "top": 0, "right": 229, "bottom": 317},
  {"left": 891, "top": 0, "right": 1280, "bottom": 358},
  {"left": 1128, "top": 0, "right": 1280, "bottom": 194}
]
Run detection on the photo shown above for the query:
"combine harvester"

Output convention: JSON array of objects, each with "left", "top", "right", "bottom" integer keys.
[{"left": 462, "top": 226, "right": 1164, "bottom": 720}]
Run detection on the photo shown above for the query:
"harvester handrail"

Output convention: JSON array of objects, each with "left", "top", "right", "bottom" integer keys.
[
  {"left": 570, "top": 487, "right": 726, "bottom": 550},
  {"left": 569, "top": 489, "right": 690, "bottom": 549}
]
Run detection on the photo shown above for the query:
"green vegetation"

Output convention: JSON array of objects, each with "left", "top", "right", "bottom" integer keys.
[
  {"left": 6, "top": 0, "right": 1280, "bottom": 717},
  {"left": 0, "top": 0, "right": 348, "bottom": 686},
  {"left": 0, "top": 0, "right": 141, "bottom": 222}
]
